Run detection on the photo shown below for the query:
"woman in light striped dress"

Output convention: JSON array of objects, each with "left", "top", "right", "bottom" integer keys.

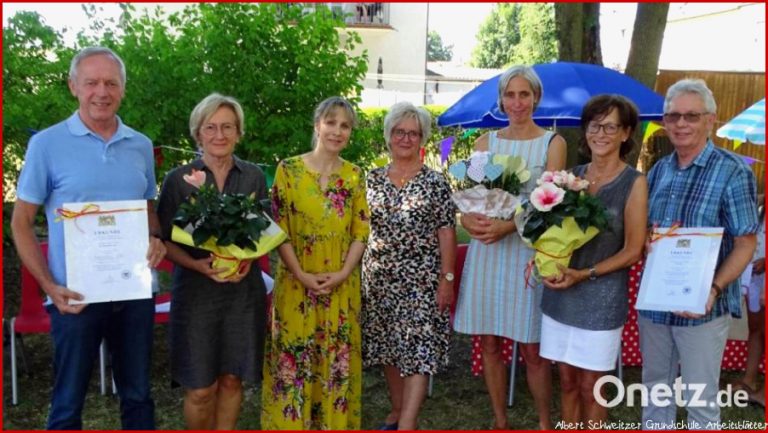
[{"left": 453, "top": 65, "right": 567, "bottom": 430}]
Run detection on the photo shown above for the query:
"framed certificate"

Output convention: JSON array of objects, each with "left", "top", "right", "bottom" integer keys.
[
  {"left": 635, "top": 227, "right": 724, "bottom": 314},
  {"left": 62, "top": 200, "right": 152, "bottom": 304}
]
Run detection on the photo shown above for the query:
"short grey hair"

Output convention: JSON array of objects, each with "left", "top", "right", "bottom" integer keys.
[
  {"left": 69, "top": 46, "right": 126, "bottom": 87},
  {"left": 189, "top": 93, "right": 245, "bottom": 144},
  {"left": 497, "top": 65, "right": 543, "bottom": 113},
  {"left": 664, "top": 78, "right": 717, "bottom": 114},
  {"left": 383, "top": 101, "right": 432, "bottom": 147}
]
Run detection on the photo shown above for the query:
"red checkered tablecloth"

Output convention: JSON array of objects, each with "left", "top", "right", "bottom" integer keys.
[{"left": 469, "top": 260, "right": 764, "bottom": 375}]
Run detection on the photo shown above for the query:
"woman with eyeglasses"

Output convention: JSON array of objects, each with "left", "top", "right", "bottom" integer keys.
[
  {"left": 361, "top": 102, "right": 457, "bottom": 430},
  {"left": 453, "top": 65, "right": 566, "bottom": 430},
  {"left": 156, "top": 93, "right": 268, "bottom": 429},
  {"left": 539, "top": 94, "right": 648, "bottom": 427},
  {"left": 261, "top": 96, "right": 370, "bottom": 430}
]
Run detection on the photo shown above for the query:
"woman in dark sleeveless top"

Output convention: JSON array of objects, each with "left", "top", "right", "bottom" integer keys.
[{"left": 539, "top": 95, "right": 648, "bottom": 427}]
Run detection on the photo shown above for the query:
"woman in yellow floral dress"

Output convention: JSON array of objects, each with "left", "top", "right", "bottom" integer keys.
[{"left": 261, "top": 96, "right": 369, "bottom": 430}]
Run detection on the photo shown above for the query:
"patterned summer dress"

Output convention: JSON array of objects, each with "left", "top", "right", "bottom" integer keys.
[
  {"left": 453, "top": 130, "right": 553, "bottom": 343},
  {"left": 261, "top": 156, "right": 370, "bottom": 430},
  {"left": 361, "top": 166, "right": 456, "bottom": 376}
]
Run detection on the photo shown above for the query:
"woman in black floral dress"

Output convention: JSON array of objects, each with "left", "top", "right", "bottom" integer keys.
[{"left": 362, "top": 101, "right": 457, "bottom": 430}]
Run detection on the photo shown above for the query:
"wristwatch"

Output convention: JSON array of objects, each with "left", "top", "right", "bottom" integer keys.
[
  {"left": 588, "top": 267, "right": 598, "bottom": 281},
  {"left": 443, "top": 272, "right": 455, "bottom": 282}
]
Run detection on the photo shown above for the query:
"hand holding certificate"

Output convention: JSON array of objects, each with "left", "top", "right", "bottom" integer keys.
[
  {"left": 60, "top": 200, "right": 153, "bottom": 304},
  {"left": 635, "top": 226, "right": 724, "bottom": 315}
]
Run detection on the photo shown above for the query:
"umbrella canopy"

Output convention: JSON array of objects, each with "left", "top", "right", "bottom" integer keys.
[
  {"left": 716, "top": 98, "right": 765, "bottom": 145},
  {"left": 438, "top": 62, "right": 665, "bottom": 128}
]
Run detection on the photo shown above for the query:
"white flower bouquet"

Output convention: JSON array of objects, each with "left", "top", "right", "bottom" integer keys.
[{"left": 448, "top": 151, "right": 530, "bottom": 219}]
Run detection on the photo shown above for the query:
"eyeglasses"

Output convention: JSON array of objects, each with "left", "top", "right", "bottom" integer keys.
[
  {"left": 662, "top": 112, "right": 709, "bottom": 124},
  {"left": 200, "top": 123, "right": 238, "bottom": 138},
  {"left": 392, "top": 129, "right": 422, "bottom": 141},
  {"left": 586, "top": 122, "right": 622, "bottom": 135}
]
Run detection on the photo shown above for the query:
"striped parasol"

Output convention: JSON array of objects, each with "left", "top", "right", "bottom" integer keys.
[{"left": 716, "top": 98, "right": 765, "bottom": 145}]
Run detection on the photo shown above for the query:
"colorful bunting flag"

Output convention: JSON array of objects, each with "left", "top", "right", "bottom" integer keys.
[
  {"left": 642, "top": 122, "right": 663, "bottom": 144},
  {"left": 440, "top": 136, "right": 455, "bottom": 165},
  {"left": 741, "top": 156, "right": 758, "bottom": 165},
  {"left": 373, "top": 155, "right": 390, "bottom": 168}
]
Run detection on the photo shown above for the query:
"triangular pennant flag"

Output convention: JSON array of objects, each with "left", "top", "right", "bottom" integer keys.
[
  {"left": 373, "top": 155, "right": 390, "bottom": 168},
  {"left": 440, "top": 136, "right": 455, "bottom": 165},
  {"left": 643, "top": 122, "right": 663, "bottom": 144},
  {"left": 733, "top": 140, "right": 743, "bottom": 150}
]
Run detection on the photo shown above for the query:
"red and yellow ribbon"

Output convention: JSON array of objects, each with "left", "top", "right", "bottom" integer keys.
[
  {"left": 55, "top": 203, "right": 145, "bottom": 232},
  {"left": 55, "top": 203, "right": 145, "bottom": 221},
  {"left": 210, "top": 252, "right": 253, "bottom": 279},
  {"left": 650, "top": 223, "right": 722, "bottom": 243}
]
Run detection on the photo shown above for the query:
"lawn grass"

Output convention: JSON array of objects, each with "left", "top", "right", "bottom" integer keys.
[
  {"left": 3, "top": 237, "right": 766, "bottom": 430},
  {"left": 3, "top": 324, "right": 765, "bottom": 430}
]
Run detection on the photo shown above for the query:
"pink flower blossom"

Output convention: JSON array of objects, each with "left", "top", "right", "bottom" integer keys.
[
  {"left": 537, "top": 171, "right": 556, "bottom": 185},
  {"left": 530, "top": 183, "right": 565, "bottom": 212},
  {"left": 182, "top": 169, "right": 206, "bottom": 189},
  {"left": 552, "top": 170, "right": 569, "bottom": 186},
  {"left": 567, "top": 175, "right": 590, "bottom": 191},
  {"left": 277, "top": 352, "right": 297, "bottom": 383}
]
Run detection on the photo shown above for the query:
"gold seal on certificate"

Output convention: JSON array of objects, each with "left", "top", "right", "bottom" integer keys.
[
  {"left": 61, "top": 200, "right": 152, "bottom": 304},
  {"left": 635, "top": 227, "right": 724, "bottom": 314}
]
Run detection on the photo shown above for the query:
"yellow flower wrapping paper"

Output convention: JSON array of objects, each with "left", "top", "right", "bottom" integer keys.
[
  {"left": 171, "top": 216, "right": 287, "bottom": 279},
  {"left": 526, "top": 216, "right": 600, "bottom": 278}
]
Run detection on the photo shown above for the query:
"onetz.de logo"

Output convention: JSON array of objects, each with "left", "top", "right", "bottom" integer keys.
[{"left": 593, "top": 375, "right": 749, "bottom": 408}]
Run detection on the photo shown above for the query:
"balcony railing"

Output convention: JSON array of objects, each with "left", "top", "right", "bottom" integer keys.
[
  {"left": 326, "top": 3, "right": 389, "bottom": 26},
  {"left": 287, "top": 3, "right": 391, "bottom": 27}
]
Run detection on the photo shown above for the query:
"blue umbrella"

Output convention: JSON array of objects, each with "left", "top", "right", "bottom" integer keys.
[
  {"left": 438, "top": 62, "right": 665, "bottom": 128},
  {"left": 716, "top": 98, "right": 765, "bottom": 145}
]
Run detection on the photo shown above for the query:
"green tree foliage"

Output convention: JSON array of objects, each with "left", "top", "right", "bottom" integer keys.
[
  {"left": 2, "top": 12, "right": 77, "bottom": 202},
  {"left": 509, "top": 4, "right": 557, "bottom": 66},
  {"left": 471, "top": 4, "right": 557, "bottom": 68},
  {"left": 427, "top": 30, "right": 453, "bottom": 61},
  {"left": 471, "top": 3, "right": 521, "bottom": 68},
  {"left": 2, "top": 3, "right": 369, "bottom": 200}
]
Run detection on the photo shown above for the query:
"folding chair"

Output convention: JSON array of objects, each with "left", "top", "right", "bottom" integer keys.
[
  {"left": 428, "top": 243, "right": 469, "bottom": 397},
  {"left": 10, "top": 242, "right": 107, "bottom": 405}
]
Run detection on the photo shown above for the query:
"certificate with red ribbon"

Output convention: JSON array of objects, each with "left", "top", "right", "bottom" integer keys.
[
  {"left": 59, "top": 200, "right": 151, "bottom": 304},
  {"left": 635, "top": 226, "right": 724, "bottom": 314}
]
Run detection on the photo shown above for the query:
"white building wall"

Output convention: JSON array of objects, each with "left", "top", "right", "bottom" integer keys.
[
  {"left": 342, "top": 3, "right": 429, "bottom": 107},
  {"left": 601, "top": 3, "right": 765, "bottom": 72},
  {"left": 425, "top": 79, "right": 485, "bottom": 107}
]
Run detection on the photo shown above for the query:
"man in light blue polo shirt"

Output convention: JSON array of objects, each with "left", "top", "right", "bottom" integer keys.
[{"left": 11, "top": 46, "right": 166, "bottom": 430}]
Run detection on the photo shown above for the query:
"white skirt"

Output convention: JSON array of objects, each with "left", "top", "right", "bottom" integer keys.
[{"left": 540, "top": 314, "right": 623, "bottom": 372}]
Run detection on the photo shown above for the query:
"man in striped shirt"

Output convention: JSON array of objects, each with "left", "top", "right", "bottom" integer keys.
[{"left": 639, "top": 79, "right": 758, "bottom": 429}]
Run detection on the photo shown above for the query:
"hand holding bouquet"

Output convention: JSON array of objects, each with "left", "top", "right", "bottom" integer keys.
[
  {"left": 515, "top": 170, "right": 609, "bottom": 278},
  {"left": 448, "top": 151, "right": 531, "bottom": 219},
  {"left": 172, "top": 169, "right": 286, "bottom": 280}
]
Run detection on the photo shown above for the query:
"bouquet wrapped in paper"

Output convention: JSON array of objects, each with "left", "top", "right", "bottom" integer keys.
[
  {"left": 172, "top": 170, "right": 286, "bottom": 279},
  {"left": 514, "top": 170, "right": 609, "bottom": 278},
  {"left": 448, "top": 151, "right": 530, "bottom": 219}
]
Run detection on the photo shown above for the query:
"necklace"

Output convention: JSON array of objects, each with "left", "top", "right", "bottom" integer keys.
[
  {"left": 389, "top": 164, "right": 421, "bottom": 187},
  {"left": 586, "top": 162, "right": 623, "bottom": 186}
]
